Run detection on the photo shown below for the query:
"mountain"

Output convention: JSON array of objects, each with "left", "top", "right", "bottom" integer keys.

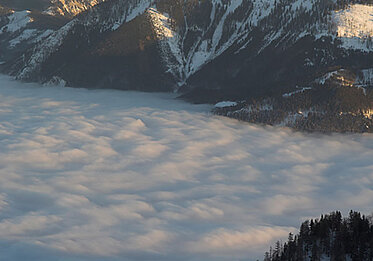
[
  {"left": 46, "top": 0, "right": 107, "bottom": 17},
  {"left": 214, "top": 69, "right": 373, "bottom": 133},
  {"left": 263, "top": 211, "right": 373, "bottom": 261},
  {"left": 0, "top": 0, "right": 105, "bottom": 16},
  {"left": 0, "top": 0, "right": 373, "bottom": 132},
  {"left": 0, "top": 0, "right": 51, "bottom": 12},
  {"left": 0, "top": 0, "right": 106, "bottom": 72}
]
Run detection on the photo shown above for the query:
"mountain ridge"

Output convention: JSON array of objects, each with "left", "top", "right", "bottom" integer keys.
[{"left": 1, "top": 0, "right": 373, "bottom": 132}]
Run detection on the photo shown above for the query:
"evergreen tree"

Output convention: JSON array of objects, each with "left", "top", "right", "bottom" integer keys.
[{"left": 263, "top": 211, "right": 373, "bottom": 261}]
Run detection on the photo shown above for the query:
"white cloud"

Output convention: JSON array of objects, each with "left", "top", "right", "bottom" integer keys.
[
  {"left": 187, "top": 226, "right": 296, "bottom": 254},
  {"left": 0, "top": 75, "right": 372, "bottom": 261},
  {"left": 0, "top": 214, "right": 62, "bottom": 237}
]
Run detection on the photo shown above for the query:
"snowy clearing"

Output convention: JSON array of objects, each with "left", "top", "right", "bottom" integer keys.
[
  {"left": 332, "top": 4, "right": 373, "bottom": 51},
  {"left": 333, "top": 4, "right": 373, "bottom": 39},
  {"left": 0, "top": 75, "right": 372, "bottom": 261}
]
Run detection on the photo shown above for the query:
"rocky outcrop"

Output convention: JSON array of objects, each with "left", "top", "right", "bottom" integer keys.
[{"left": 46, "top": 0, "right": 107, "bottom": 17}]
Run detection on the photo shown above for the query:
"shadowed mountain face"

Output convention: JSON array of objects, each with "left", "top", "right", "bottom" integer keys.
[
  {"left": 0, "top": 0, "right": 373, "bottom": 131},
  {"left": 0, "top": 0, "right": 105, "bottom": 16},
  {"left": 0, "top": 0, "right": 51, "bottom": 11}
]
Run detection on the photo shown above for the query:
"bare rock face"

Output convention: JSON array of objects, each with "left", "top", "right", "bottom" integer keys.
[
  {"left": 0, "top": 0, "right": 105, "bottom": 16},
  {"left": 46, "top": 0, "right": 107, "bottom": 17}
]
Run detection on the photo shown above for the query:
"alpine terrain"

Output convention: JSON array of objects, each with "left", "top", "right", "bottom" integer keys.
[{"left": 1, "top": 0, "right": 373, "bottom": 132}]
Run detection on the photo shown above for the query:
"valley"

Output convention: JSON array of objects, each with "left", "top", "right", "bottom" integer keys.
[{"left": 0, "top": 75, "right": 372, "bottom": 261}]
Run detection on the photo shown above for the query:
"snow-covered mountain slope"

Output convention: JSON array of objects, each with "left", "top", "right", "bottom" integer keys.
[
  {"left": 152, "top": 0, "right": 277, "bottom": 85},
  {"left": 0, "top": 8, "right": 67, "bottom": 64},
  {"left": 0, "top": 10, "right": 33, "bottom": 33},
  {"left": 185, "top": 0, "right": 373, "bottom": 102},
  {"left": 332, "top": 4, "right": 373, "bottom": 51},
  {"left": 12, "top": 0, "right": 154, "bottom": 83},
  {"left": 3, "top": 0, "right": 299, "bottom": 86},
  {"left": 0, "top": 0, "right": 107, "bottom": 58},
  {"left": 0, "top": 0, "right": 105, "bottom": 16},
  {"left": 1, "top": 0, "right": 373, "bottom": 101}
]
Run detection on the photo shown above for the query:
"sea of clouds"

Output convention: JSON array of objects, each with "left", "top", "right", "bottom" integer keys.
[{"left": 0, "top": 74, "right": 372, "bottom": 261}]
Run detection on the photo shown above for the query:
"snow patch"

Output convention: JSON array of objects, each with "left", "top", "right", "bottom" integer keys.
[
  {"left": 148, "top": 8, "right": 184, "bottom": 84},
  {"left": 0, "top": 10, "right": 33, "bottom": 34},
  {"left": 43, "top": 76, "right": 67, "bottom": 87},
  {"left": 148, "top": 8, "right": 175, "bottom": 39},
  {"left": 8, "top": 28, "right": 54, "bottom": 49},
  {"left": 332, "top": 4, "right": 373, "bottom": 51},
  {"left": 317, "top": 70, "right": 340, "bottom": 85},
  {"left": 111, "top": 0, "right": 150, "bottom": 30},
  {"left": 185, "top": 0, "right": 276, "bottom": 78},
  {"left": 283, "top": 87, "right": 312, "bottom": 98},
  {"left": 33, "top": 29, "right": 54, "bottom": 43},
  {"left": 333, "top": 4, "right": 373, "bottom": 39},
  {"left": 8, "top": 29, "right": 37, "bottom": 48},
  {"left": 17, "top": 20, "right": 77, "bottom": 79},
  {"left": 215, "top": 101, "right": 238, "bottom": 108}
]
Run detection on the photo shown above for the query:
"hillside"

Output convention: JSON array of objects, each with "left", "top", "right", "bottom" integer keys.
[
  {"left": 214, "top": 69, "right": 373, "bottom": 133},
  {"left": 264, "top": 211, "right": 373, "bottom": 261},
  {"left": 0, "top": 0, "right": 105, "bottom": 16},
  {"left": 46, "top": 0, "right": 107, "bottom": 17}
]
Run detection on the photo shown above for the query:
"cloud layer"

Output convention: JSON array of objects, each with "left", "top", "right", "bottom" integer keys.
[{"left": 0, "top": 75, "right": 372, "bottom": 260}]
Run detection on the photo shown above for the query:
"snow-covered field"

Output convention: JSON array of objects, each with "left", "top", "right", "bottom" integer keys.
[{"left": 0, "top": 75, "right": 373, "bottom": 261}]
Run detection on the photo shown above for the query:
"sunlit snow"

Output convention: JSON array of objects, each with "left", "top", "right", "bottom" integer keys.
[
  {"left": 46, "top": 0, "right": 106, "bottom": 17},
  {"left": 148, "top": 7, "right": 184, "bottom": 82},
  {"left": 333, "top": 4, "right": 373, "bottom": 51},
  {"left": 334, "top": 4, "right": 373, "bottom": 39},
  {"left": 0, "top": 75, "right": 373, "bottom": 261}
]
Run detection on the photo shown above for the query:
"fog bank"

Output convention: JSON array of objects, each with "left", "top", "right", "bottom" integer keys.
[{"left": 0, "top": 75, "right": 372, "bottom": 261}]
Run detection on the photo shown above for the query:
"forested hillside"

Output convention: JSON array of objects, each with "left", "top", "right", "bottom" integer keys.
[
  {"left": 214, "top": 69, "right": 373, "bottom": 133},
  {"left": 264, "top": 211, "right": 373, "bottom": 261}
]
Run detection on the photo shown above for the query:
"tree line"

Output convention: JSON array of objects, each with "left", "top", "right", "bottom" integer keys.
[{"left": 263, "top": 211, "right": 373, "bottom": 261}]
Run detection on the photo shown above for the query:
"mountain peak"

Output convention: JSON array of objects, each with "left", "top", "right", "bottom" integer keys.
[{"left": 46, "top": 0, "right": 107, "bottom": 17}]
